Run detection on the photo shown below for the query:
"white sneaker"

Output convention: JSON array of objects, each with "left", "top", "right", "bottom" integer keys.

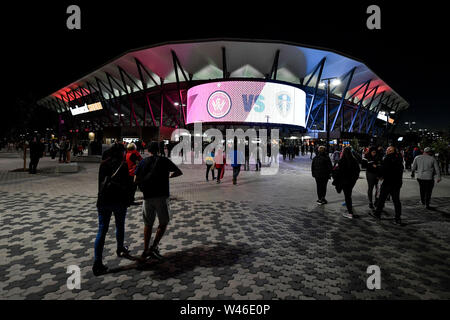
[{"left": 342, "top": 212, "right": 353, "bottom": 219}]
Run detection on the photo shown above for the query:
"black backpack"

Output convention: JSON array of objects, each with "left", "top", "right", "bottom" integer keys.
[{"left": 135, "top": 156, "right": 160, "bottom": 191}]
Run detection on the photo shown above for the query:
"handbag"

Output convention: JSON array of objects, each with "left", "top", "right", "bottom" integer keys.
[
  {"left": 331, "top": 164, "right": 342, "bottom": 193},
  {"left": 99, "top": 162, "right": 124, "bottom": 196}
]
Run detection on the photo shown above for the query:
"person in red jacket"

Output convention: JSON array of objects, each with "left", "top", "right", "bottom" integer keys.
[
  {"left": 214, "top": 146, "right": 226, "bottom": 184},
  {"left": 126, "top": 143, "right": 143, "bottom": 205}
]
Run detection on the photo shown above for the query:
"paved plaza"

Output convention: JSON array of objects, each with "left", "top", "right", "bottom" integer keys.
[{"left": 1, "top": 151, "right": 450, "bottom": 300}]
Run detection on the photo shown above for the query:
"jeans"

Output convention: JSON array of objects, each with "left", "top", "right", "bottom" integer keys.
[
  {"left": 255, "top": 159, "right": 262, "bottom": 171},
  {"left": 366, "top": 171, "right": 379, "bottom": 205},
  {"left": 94, "top": 205, "right": 127, "bottom": 263},
  {"left": 375, "top": 183, "right": 402, "bottom": 219},
  {"left": 29, "top": 157, "right": 40, "bottom": 174},
  {"left": 232, "top": 166, "right": 241, "bottom": 181},
  {"left": 417, "top": 179, "right": 434, "bottom": 206},
  {"left": 315, "top": 177, "right": 328, "bottom": 200},
  {"left": 342, "top": 183, "right": 356, "bottom": 214},
  {"left": 59, "top": 149, "right": 67, "bottom": 162},
  {"left": 216, "top": 166, "right": 224, "bottom": 181},
  {"left": 206, "top": 164, "right": 215, "bottom": 180}
]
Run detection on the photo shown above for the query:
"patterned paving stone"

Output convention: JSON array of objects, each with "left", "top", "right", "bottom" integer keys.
[{"left": 1, "top": 154, "right": 450, "bottom": 299}]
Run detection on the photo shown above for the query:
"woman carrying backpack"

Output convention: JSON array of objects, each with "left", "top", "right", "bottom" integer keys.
[{"left": 93, "top": 144, "right": 133, "bottom": 276}]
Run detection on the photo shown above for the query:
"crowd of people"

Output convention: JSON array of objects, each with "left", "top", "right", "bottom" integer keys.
[
  {"left": 2, "top": 134, "right": 447, "bottom": 275},
  {"left": 311, "top": 144, "right": 443, "bottom": 225}
]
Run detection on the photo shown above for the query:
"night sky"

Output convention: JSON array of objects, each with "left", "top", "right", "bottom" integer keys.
[{"left": 4, "top": 1, "right": 449, "bottom": 133}]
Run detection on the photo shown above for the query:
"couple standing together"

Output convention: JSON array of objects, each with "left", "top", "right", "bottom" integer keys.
[{"left": 93, "top": 142, "right": 182, "bottom": 275}]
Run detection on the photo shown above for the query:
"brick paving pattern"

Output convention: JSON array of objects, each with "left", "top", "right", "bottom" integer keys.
[{"left": 1, "top": 152, "right": 450, "bottom": 299}]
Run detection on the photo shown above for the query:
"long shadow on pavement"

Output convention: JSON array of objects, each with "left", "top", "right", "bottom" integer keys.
[{"left": 106, "top": 243, "right": 254, "bottom": 279}]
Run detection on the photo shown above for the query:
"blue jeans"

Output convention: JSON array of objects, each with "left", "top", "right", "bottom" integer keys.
[{"left": 94, "top": 205, "right": 127, "bottom": 263}]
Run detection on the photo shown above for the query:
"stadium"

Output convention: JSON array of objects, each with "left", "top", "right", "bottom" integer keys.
[{"left": 37, "top": 39, "right": 409, "bottom": 146}]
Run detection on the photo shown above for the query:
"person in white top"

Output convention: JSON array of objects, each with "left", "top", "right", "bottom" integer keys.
[{"left": 411, "top": 147, "right": 441, "bottom": 209}]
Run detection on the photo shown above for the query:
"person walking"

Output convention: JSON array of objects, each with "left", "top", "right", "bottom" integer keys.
[
  {"left": 364, "top": 146, "right": 382, "bottom": 209},
  {"left": 49, "top": 139, "right": 58, "bottom": 159},
  {"left": 135, "top": 142, "right": 182, "bottom": 261},
  {"left": 372, "top": 146, "right": 404, "bottom": 225},
  {"left": 59, "top": 137, "right": 68, "bottom": 163},
  {"left": 29, "top": 137, "right": 45, "bottom": 174},
  {"left": 230, "top": 140, "right": 244, "bottom": 185},
  {"left": 332, "top": 149, "right": 341, "bottom": 167},
  {"left": 214, "top": 146, "right": 226, "bottom": 183},
  {"left": 309, "top": 144, "right": 314, "bottom": 160},
  {"left": 244, "top": 142, "right": 250, "bottom": 171},
  {"left": 311, "top": 146, "right": 333, "bottom": 205},
  {"left": 411, "top": 147, "right": 441, "bottom": 209},
  {"left": 93, "top": 144, "right": 133, "bottom": 276},
  {"left": 336, "top": 146, "right": 361, "bottom": 219},
  {"left": 254, "top": 143, "right": 262, "bottom": 171},
  {"left": 205, "top": 151, "right": 215, "bottom": 181},
  {"left": 125, "top": 143, "right": 143, "bottom": 205}
]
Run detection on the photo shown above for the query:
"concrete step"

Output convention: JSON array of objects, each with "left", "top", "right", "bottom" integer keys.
[
  {"left": 71, "top": 155, "right": 102, "bottom": 163},
  {"left": 39, "top": 162, "right": 79, "bottom": 174}
]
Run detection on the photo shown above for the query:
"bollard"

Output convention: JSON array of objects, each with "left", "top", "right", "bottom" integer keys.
[{"left": 23, "top": 144, "right": 27, "bottom": 171}]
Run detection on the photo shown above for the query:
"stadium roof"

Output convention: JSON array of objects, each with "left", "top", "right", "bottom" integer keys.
[{"left": 38, "top": 38, "right": 409, "bottom": 113}]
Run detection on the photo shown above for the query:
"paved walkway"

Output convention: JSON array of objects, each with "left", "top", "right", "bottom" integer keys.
[{"left": 1, "top": 151, "right": 450, "bottom": 299}]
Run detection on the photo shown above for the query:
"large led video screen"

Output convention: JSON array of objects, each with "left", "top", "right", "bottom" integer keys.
[{"left": 186, "top": 81, "right": 306, "bottom": 127}]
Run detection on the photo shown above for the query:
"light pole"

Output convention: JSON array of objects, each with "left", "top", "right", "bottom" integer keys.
[
  {"left": 404, "top": 121, "right": 416, "bottom": 132},
  {"left": 320, "top": 78, "right": 341, "bottom": 153}
]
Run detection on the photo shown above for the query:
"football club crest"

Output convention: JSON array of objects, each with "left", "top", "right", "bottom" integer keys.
[
  {"left": 276, "top": 92, "right": 291, "bottom": 118},
  {"left": 207, "top": 90, "right": 232, "bottom": 119}
]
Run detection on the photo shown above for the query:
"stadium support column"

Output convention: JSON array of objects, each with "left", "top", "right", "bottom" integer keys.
[
  {"left": 305, "top": 58, "right": 326, "bottom": 128},
  {"left": 222, "top": 47, "right": 228, "bottom": 79},
  {"left": 330, "top": 67, "right": 356, "bottom": 134},
  {"left": 59, "top": 114, "right": 63, "bottom": 138},
  {"left": 348, "top": 80, "right": 372, "bottom": 132},
  {"left": 325, "top": 79, "right": 330, "bottom": 154},
  {"left": 171, "top": 50, "right": 190, "bottom": 128},
  {"left": 366, "top": 92, "right": 385, "bottom": 134}
]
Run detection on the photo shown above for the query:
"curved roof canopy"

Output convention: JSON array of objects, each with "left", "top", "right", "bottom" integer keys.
[{"left": 39, "top": 39, "right": 408, "bottom": 114}]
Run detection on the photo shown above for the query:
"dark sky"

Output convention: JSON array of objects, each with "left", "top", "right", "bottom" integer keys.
[{"left": 4, "top": 1, "right": 449, "bottom": 132}]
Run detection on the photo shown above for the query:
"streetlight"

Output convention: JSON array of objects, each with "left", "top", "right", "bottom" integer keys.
[
  {"left": 320, "top": 77, "right": 342, "bottom": 153},
  {"left": 404, "top": 121, "right": 416, "bottom": 132}
]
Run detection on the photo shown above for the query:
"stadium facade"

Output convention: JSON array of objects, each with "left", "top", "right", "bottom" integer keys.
[{"left": 37, "top": 39, "right": 409, "bottom": 143}]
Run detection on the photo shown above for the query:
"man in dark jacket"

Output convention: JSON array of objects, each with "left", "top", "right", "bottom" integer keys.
[
  {"left": 136, "top": 142, "right": 183, "bottom": 261},
  {"left": 29, "top": 137, "right": 45, "bottom": 174},
  {"left": 311, "top": 146, "right": 333, "bottom": 205},
  {"left": 373, "top": 146, "right": 404, "bottom": 225}
]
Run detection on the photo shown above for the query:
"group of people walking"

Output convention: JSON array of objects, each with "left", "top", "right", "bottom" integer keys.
[
  {"left": 312, "top": 144, "right": 442, "bottom": 225},
  {"left": 204, "top": 140, "right": 245, "bottom": 185}
]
